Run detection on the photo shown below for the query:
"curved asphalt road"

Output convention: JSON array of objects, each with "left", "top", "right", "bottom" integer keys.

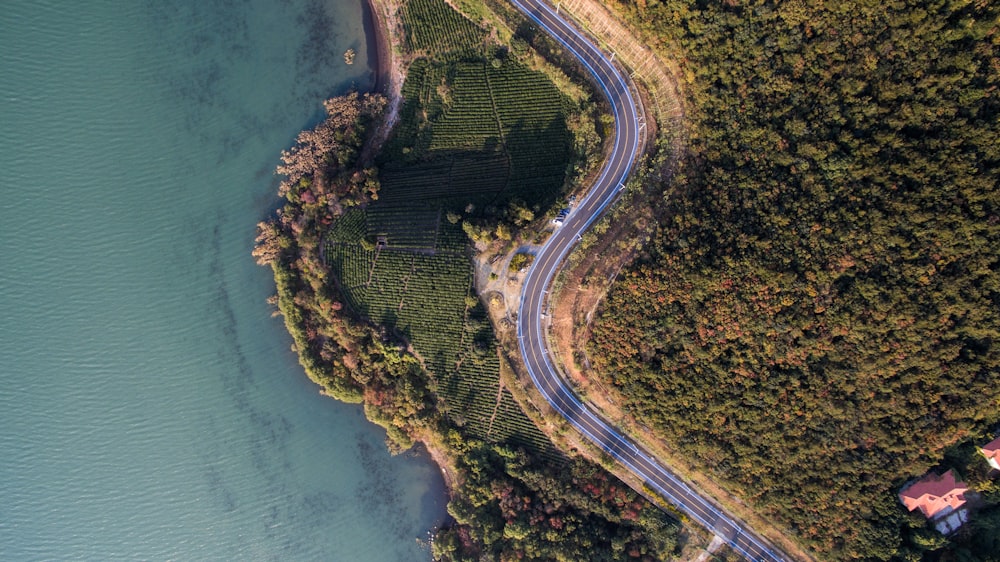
[{"left": 510, "top": 1, "right": 788, "bottom": 560}]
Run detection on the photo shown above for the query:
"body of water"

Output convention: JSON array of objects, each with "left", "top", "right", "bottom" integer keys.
[{"left": 0, "top": 0, "right": 446, "bottom": 559}]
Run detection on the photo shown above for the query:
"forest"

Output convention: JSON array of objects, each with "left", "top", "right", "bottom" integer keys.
[{"left": 587, "top": 0, "right": 1000, "bottom": 560}]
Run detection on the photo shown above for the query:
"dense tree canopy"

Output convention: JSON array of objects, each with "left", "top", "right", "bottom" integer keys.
[{"left": 590, "top": 0, "right": 1000, "bottom": 559}]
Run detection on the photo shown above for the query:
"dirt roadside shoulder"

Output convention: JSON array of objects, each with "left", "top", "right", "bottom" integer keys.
[{"left": 362, "top": 0, "right": 408, "bottom": 163}]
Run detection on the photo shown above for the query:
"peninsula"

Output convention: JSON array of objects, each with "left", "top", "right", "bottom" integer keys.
[{"left": 255, "top": 0, "right": 685, "bottom": 559}]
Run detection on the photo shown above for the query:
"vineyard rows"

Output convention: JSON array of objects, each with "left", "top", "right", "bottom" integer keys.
[
  {"left": 380, "top": 155, "right": 510, "bottom": 207},
  {"left": 317, "top": 0, "right": 577, "bottom": 457},
  {"left": 485, "top": 62, "right": 573, "bottom": 203},
  {"left": 380, "top": 58, "right": 572, "bottom": 210},
  {"left": 366, "top": 206, "right": 441, "bottom": 250},
  {"left": 443, "top": 350, "right": 557, "bottom": 458},
  {"left": 325, "top": 213, "right": 554, "bottom": 455},
  {"left": 428, "top": 62, "right": 504, "bottom": 153},
  {"left": 386, "top": 60, "right": 445, "bottom": 156},
  {"left": 325, "top": 208, "right": 366, "bottom": 243},
  {"left": 403, "top": 0, "right": 486, "bottom": 58}
]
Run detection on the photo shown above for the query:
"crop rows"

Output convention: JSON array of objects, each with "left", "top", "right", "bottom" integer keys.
[
  {"left": 380, "top": 155, "right": 510, "bottom": 208},
  {"left": 327, "top": 216, "right": 470, "bottom": 349},
  {"left": 485, "top": 62, "right": 573, "bottom": 203},
  {"left": 387, "top": 61, "right": 433, "bottom": 159},
  {"left": 382, "top": 55, "right": 574, "bottom": 209},
  {"left": 324, "top": 212, "right": 553, "bottom": 454},
  {"left": 434, "top": 218, "right": 470, "bottom": 253},
  {"left": 379, "top": 160, "right": 453, "bottom": 201},
  {"left": 320, "top": 0, "right": 574, "bottom": 456},
  {"left": 439, "top": 356, "right": 497, "bottom": 424},
  {"left": 366, "top": 206, "right": 440, "bottom": 250},
  {"left": 446, "top": 154, "right": 509, "bottom": 200},
  {"left": 437, "top": 342, "right": 557, "bottom": 458},
  {"left": 364, "top": 204, "right": 467, "bottom": 255},
  {"left": 325, "top": 208, "right": 366, "bottom": 244},
  {"left": 326, "top": 245, "right": 377, "bottom": 314},
  {"left": 379, "top": 162, "right": 475, "bottom": 204},
  {"left": 395, "top": 253, "right": 471, "bottom": 362},
  {"left": 392, "top": 60, "right": 570, "bottom": 207},
  {"left": 494, "top": 390, "right": 558, "bottom": 458},
  {"left": 386, "top": 60, "right": 448, "bottom": 162},
  {"left": 428, "top": 63, "right": 504, "bottom": 153},
  {"left": 487, "top": 63, "right": 569, "bottom": 127},
  {"left": 415, "top": 63, "right": 447, "bottom": 120},
  {"left": 403, "top": 0, "right": 486, "bottom": 58}
]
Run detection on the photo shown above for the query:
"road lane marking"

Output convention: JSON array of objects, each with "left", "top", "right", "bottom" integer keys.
[{"left": 511, "top": 2, "right": 783, "bottom": 560}]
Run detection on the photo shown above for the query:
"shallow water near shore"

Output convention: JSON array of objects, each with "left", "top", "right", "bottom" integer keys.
[{"left": 0, "top": 0, "right": 446, "bottom": 559}]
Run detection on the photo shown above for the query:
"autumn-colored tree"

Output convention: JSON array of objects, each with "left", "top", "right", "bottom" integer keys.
[{"left": 588, "top": 0, "right": 1000, "bottom": 559}]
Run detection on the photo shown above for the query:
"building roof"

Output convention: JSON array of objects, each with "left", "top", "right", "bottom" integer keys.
[
  {"left": 899, "top": 470, "right": 969, "bottom": 519},
  {"left": 981, "top": 436, "right": 1000, "bottom": 460}
]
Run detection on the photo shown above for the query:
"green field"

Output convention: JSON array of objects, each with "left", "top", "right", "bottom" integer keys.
[
  {"left": 319, "top": 0, "right": 575, "bottom": 455},
  {"left": 326, "top": 209, "right": 554, "bottom": 454},
  {"left": 266, "top": 0, "right": 683, "bottom": 555},
  {"left": 403, "top": 0, "right": 488, "bottom": 59},
  {"left": 380, "top": 1, "right": 573, "bottom": 213}
]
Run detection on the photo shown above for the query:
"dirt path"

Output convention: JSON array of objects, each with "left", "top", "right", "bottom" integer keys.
[{"left": 484, "top": 378, "right": 506, "bottom": 438}]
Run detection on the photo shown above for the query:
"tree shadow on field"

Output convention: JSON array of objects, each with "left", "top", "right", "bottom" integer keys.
[
  {"left": 374, "top": 116, "right": 572, "bottom": 215},
  {"left": 372, "top": 307, "right": 413, "bottom": 345},
  {"left": 377, "top": 148, "right": 512, "bottom": 209},
  {"left": 503, "top": 116, "right": 572, "bottom": 209}
]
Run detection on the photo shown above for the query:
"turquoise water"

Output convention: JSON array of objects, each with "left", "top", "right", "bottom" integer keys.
[{"left": 0, "top": 0, "right": 446, "bottom": 560}]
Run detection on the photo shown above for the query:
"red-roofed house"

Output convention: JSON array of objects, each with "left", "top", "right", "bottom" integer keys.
[
  {"left": 899, "top": 470, "right": 969, "bottom": 535},
  {"left": 981, "top": 436, "right": 1000, "bottom": 471}
]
